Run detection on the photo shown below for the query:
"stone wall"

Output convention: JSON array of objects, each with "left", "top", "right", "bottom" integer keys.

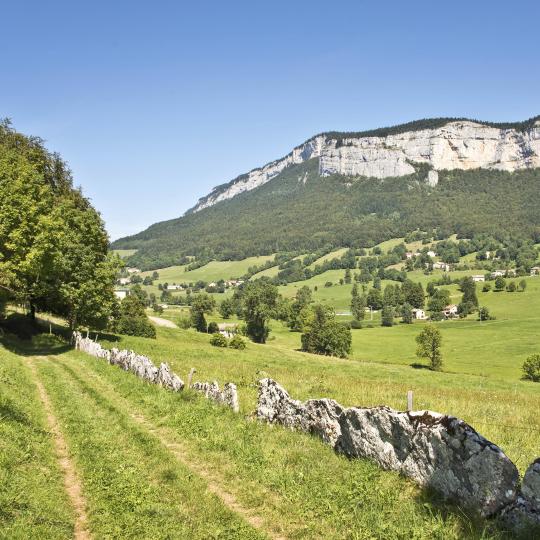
[
  {"left": 72, "top": 332, "right": 238, "bottom": 411},
  {"left": 191, "top": 381, "right": 239, "bottom": 413},
  {"left": 256, "top": 378, "right": 539, "bottom": 530}
]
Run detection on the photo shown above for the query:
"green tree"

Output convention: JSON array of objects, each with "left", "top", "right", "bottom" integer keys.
[
  {"left": 427, "top": 288, "right": 450, "bottom": 315},
  {"left": 116, "top": 295, "right": 156, "bottom": 338},
  {"left": 241, "top": 279, "right": 279, "bottom": 343},
  {"left": 366, "top": 288, "right": 383, "bottom": 310},
  {"left": 289, "top": 286, "right": 312, "bottom": 331},
  {"left": 344, "top": 268, "right": 352, "bottom": 284},
  {"left": 301, "top": 304, "right": 351, "bottom": 358},
  {"left": 401, "top": 302, "right": 413, "bottom": 324},
  {"left": 350, "top": 294, "right": 367, "bottom": 321},
  {"left": 494, "top": 276, "right": 506, "bottom": 291},
  {"left": 519, "top": 279, "right": 527, "bottom": 292},
  {"left": 381, "top": 304, "right": 394, "bottom": 327},
  {"left": 219, "top": 297, "right": 235, "bottom": 319},
  {"left": 522, "top": 354, "right": 540, "bottom": 382},
  {"left": 416, "top": 325, "right": 443, "bottom": 370},
  {"left": 190, "top": 293, "right": 216, "bottom": 333},
  {"left": 506, "top": 281, "right": 517, "bottom": 292},
  {"left": 478, "top": 306, "right": 492, "bottom": 321},
  {"left": 460, "top": 277, "right": 478, "bottom": 307}
]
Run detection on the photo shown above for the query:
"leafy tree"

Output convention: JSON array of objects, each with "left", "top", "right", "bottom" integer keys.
[
  {"left": 210, "top": 333, "right": 228, "bottom": 347},
  {"left": 381, "top": 304, "right": 394, "bottom": 327},
  {"left": 402, "top": 280, "right": 424, "bottom": 308},
  {"left": 207, "top": 321, "right": 219, "bottom": 334},
  {"left": 219, "top": 298, "right": 235, "bottom": 319},
  {"left": 241, "top": 279, "right": 279, "bottom": 343},
  {"left": 344, "top": 268, "right": 352, "bottom": 284},
  {"left": 519, "top": 279, "right": 527, "bottom": 292},
  {"left": 401, "top": 302, "right": 413, "bottom": 324},
  {"left": 116, "top": 295, "right": 156, "bottom": 338},
  {"left": 366, "top": 288, "right": 383, "bottom": 310},
  {"left": 350, "top": 293, "right": 367, "bottom": 321},
  {"left": 494, "top": 276, "right": 506, "bottom": 291},
  {"left": 289, "top": 286, "right": 312, "bottom": 331},
  {"left": 190, "top": 293, "right": 216, "bottom": 333},
  {"left": 482, "top": 283, "right": 491, "bottom": 292},
  {"left": 301, "top": 304, "right": 351, "bottom": 358},
  {"left": 506, "top": 281, "right": 517, "bottom": 292},
  {"left": 416, "top": 325, "right": 443, "bottom": 371},
  {"left": 229, "top": 334, "right": 246, "bottom": 350},
  {"left": 522, "top": 354, "right": 540, "bottom": 382},
  {"left": 427, "top": 289, "right": 451, "bottom": 315},
  {"left": 459, "top": 277, "right": 478, "bottom": 307},
  {"left": 478, "top": 306, "right": 493, "bottom": 321}
]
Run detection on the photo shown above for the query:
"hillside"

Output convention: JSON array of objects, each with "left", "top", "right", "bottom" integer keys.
[{"left": 113, "top": 115, "right": 540, "bottom": 271}]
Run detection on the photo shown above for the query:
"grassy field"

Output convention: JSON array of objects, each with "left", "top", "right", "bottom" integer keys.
[
  {"left": 0, "top": 330, "right": 523, "bottom": 539},
  {"left": 113, "top": 249, "right": 138, "bottom": 259}
]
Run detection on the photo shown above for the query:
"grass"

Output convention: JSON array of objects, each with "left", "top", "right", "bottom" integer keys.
[
  {"left": 0, "top": 332, "right": 512, "bottom": 539},
  {"left": 112, "top": 249, "right": 138, "bottom": 259}
]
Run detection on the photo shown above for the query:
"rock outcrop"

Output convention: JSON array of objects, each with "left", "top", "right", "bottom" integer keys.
[
  {"left": 256, "top": 378, "right": 520, "bottom": 518},
  {"left": 191, "top": 381, "right": 240, "bottom": 413},
  {"left": 193, "top": 119, "right": 540, "bottom": 212}
]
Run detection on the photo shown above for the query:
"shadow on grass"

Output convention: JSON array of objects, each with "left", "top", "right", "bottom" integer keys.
[{"left": 410, "top": 362, "right": 432, "bottom": 370}]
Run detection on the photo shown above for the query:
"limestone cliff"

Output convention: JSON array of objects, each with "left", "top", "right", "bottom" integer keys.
[{"left": 192, "top": 117, "right": 540, "bottom": 212}]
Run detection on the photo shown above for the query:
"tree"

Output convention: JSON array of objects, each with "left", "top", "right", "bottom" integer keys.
[
  {"left": 482, "top": 283, "right": 491, "bottom": 292},
  {"left": 402, "top": 280, "right": 425, "bottom": 309},
  {"left": 506, "top": 281, "right": 517, "bottom": 292},
  {"left": 427, "top": 288, "right": 450, "bottom": 315},
  {"left": 478, "top": 306, "right": 493, "bottom": 321},
  {"left": 401, "top": 302, "right": 413, "bottom": 324},
  {"left": 416, "top": 325, "right": 443, "bottom": 371},
  {"left": 350, "top": 294, "right": 367, "bottom": 321},
  {"left": 301, "top": 304, "right": 351, "bottom": 358},
  {"left": 522, "top": 354, "right": 540, "bottom": 382},
  {"left": 116, "top": 295, "right": 156, "bottom": 338},
  {"left": 494, "top": 276, "right": 506, "bottom": 291},
  {"left": 519, "top": 279, "right": 527, "bottom": 292},
  {"left": 344, "top": 268, "right": 352, "bottom": 284},
  {"left": 190, "top": 293, "right": 216, "bottom": 333},
  {"left": 207, "top": 321, "right": 219, "bottom": 334},
  {"left": 289, "top": 286, "right": 312, "bottom": 331},
  {"left": 366, "top": 288, "right": 383, "bottom": 310},
  {"left": 460, "top": 277, "right": 478, "bottom": 307},
  {"left": 219, "top": 298, "right": 235, "bottom": 319},
  {"left": 381, "top": 304, "right": 394, "bottom": 327},
  {"left": 241, "top": 279, "right": 279, "bottom": 343}
]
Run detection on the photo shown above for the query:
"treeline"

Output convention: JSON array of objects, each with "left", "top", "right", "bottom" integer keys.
[
  {"left": 113, "top": 157, "right": 540, "bottom": 271},
  {"left": 0, "top": 120, "right": 119, "bottom": 331}
]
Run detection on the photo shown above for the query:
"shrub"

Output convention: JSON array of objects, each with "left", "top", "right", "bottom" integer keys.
[
  {"left": 209, "top": 333, "right": 228, "bottom": 347},
  {"left": 482, "top": 283, "right": 491, "bottom": 292},
  {"left": 177, "top": 316, "right": 191, "bottom": 329},
  {"left": 350, "top": 319, "right": 362, "bottom": 329},
  {"left": 478, "top": 306, "right": 493, "bottom": 321},
  {"left": 324, "top": 281, "right": 333, "bottom": 287},
  {"left": 229, "top": 335, "right": 246, "bottom": 350},
  {"left": 116, "top": 295, "right": 156, "bottom": 338},
  {"left": 506, "top": 281, "right": 517, "bottom": 292},
  {"left": 522, "top": 354, "right": 540, "bottom": 382},
  {"left": 207, "top": 321, "right": 219, "bottom": 334}
]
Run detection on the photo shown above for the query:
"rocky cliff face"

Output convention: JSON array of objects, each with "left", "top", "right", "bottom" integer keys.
[{"left": 193, "top": 118, "right": 540, "bottom": 212}]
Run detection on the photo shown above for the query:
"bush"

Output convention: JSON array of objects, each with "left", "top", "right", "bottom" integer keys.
[
  {"left": 478, "top": 306, "right": 494, "bottom": 321},
  {"left": 350, "top": 319, "right": 363, "bottom": 329},
  {"left": 117, "top": 316, "right": 156, "bottom": 338},
  {"left": 207, "top": 321, "right": 219, "bottom": 334},
  {"left": 522, "top": 354, "right": 540, "bottom": 382},
  {"left": 229, "top": 334, "right": 246, "bottom": 349},
  {"left": 506, "top": 281, "right": 517, "bottom": 292},
  {"left": 177, "top": 316, "right": 191, "bottom": 329},
  {"left": 209, "top": 333, "right": 228, "bottom": 347}
]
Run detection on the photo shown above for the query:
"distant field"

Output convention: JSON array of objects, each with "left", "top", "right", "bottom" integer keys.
[{"left": 112, "top": 249, "right": 138, "bottom": 259}]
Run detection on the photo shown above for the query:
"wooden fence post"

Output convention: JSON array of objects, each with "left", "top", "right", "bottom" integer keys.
[
  {"left": 187, "top": 368, "right": 196, "bottom": 388},
  {"left": 407, "top": 390, "right": 413, "bottom": 412}
]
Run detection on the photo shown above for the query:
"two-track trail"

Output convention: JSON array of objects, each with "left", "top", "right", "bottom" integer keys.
[{"left": 27, "top": 358, "right": 91, "bottom": 540}]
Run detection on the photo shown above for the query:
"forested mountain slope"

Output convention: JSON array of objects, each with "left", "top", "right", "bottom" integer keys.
[{"left": 114, "top": 157, "right": 540, "bottom": 270}]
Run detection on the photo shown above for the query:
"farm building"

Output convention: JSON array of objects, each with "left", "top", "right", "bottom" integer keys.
[
  {"left": 126, "top": 267, "right": 140, "bottom": 273},
  {"left": 472, "top": 275, "right": 485, "bottom": 282},
  {"left": 433, "top": 261, "right": 451, "bottom": 272},
  {"left": 114, "top": 289, "right": 130, "bottom": 300},
  {"left": 118, "top": 277, "right": 131, "bottom": 285},
  {"left": 412, "top": 308, "right": 427, "bottom": 320},
  {"left": 443, "top": 304, "right": 458, "bottom": 318},
  {"left": 530, "top": 266, "right": 540, "bottom": 276}
]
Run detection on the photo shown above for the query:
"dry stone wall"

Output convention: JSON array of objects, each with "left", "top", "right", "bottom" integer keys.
[
  {"left": 257, "top": 378, "right": 539, "bottom": 530},
  {"left": 72, "top": 332, "right": 237, "bottom": 411}
]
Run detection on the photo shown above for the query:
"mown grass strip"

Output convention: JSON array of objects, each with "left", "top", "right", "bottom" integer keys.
[
  {"left": 64, "top": 350, "right": 508, "bottom": 539},
  {"left": 37, "top": 357, "right": 265, "bottom": 540},
  {"left": 0, "top": 344, "right": 74, "bottom": 539}
]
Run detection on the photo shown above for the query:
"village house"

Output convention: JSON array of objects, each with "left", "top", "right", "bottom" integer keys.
[
  {"left": 114, "top": 289, "right": 130, "bottom": 300},
  {"left": 412, "top": 308, "right": 427, "bottom": 320},
  {"left": 218, "top": 323, "right": 237, "bottom": 338},
  {"left": 530, "top": 266, "right": 540, "bottom": 276},
  {"left": 427, "top": 250, "right": 436, "bottom": 258},
  {"left": 126, "top": 267, "right": 140, "bottom": 274},
  {"left": 472, "top": 275, "right": 485, "bottom": 282},
  {"left": 433, "top": 261, "right": 451, "bottom": 272},
  {"left": 166, "top": 284, "right": 183, "bottom": 290},
  {"left": 443, "top": 304, "right": 458, "bottom": 318},
  {"left": 118, "top": 277, "right": 131, "bottom": 285},
  {"left": 405, "top": 252, "right": 414, "bottom": 259}
]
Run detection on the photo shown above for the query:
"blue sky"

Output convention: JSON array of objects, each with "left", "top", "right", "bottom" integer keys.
[{"left": 2, "top": 0, "right": 539, "bottom": 240}]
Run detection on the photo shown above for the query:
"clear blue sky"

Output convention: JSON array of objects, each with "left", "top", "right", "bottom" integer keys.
[{"left": 3, "top": 0, "right": 539, "bottom": 240}]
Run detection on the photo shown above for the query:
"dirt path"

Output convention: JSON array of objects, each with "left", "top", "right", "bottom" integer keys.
[
  {"left": 28, "top": 359, "right": 91, "bottom": 540},
  {"left": 66, "top": 360, "right": 287, "bottom": 540},
  {"left": 148, "top": 316, "right": 178, "bottom": 328}
]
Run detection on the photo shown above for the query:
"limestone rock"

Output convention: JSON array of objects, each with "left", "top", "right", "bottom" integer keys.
[
  {"left": 193, "top": 120, "right": 540, "bottom": 212},
  {"left": 192, "top": 381, "right": 240, "bottom": 412},
  {"left": 256, "top": 378, "right": 519, "bottom": 517},
  {"left": 156, "top": 362, "right": 184, "bottom": 392}
]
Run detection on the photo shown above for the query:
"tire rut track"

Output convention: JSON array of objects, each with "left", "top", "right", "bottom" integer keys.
[
  {"left": 27, "top": 358, "right": 91, "bottom": 540},
  {"left": 57, "top": 358, "right": 287, "bottom": 540}
]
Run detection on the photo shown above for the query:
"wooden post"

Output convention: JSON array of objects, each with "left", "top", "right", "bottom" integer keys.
[
  {"left": 49, "top": 323, "right": 52, "bottom": 335},
  {"left": 187, "top": 368, "right": 196, "bottom": 388},
  {"left": 407, "top": 390, "right": 413, "bottom": 412}
]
